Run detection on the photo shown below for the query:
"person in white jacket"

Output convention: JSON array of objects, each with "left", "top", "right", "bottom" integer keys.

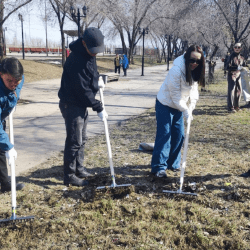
[{"left": 151, "top": 45, "right": 205, "bottom": 178}]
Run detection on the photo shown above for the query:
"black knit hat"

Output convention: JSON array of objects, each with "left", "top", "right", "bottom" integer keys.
[{"left": 82, "top": 27, "right": 104, "bottom": 54}]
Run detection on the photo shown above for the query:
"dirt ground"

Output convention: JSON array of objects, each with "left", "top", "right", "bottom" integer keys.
[{"left": 0, "top": 69, "right": 250, "bottom": 249}]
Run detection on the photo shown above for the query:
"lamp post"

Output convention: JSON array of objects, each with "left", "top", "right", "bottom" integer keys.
[
  {"left": 18, "top": 14, "right": 25, "bottom": 60},
  {"left": 139, "top": 27, "right": 149, "bottom": 76},
  {"left": 70, "top": 6, "right": 87, "bottom": 38}
]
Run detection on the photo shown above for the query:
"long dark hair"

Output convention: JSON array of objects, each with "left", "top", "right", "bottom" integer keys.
[
  {"left": 0, "top": 57, "right": 23, "bottom": 80},
  {"left": 184, "top": 45, "right": 205, "bottom": 87}
]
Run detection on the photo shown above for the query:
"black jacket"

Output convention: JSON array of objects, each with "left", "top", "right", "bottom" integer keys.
[
  {"left": 226, "top": 52, "right": 246, "bottom": 73},
  {"left": 58, "top": 38, "right": 103, "bottom": 112}
]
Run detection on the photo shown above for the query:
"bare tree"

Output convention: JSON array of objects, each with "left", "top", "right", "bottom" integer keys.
[{"left": 0, "top": 0, "right": 33, "bottom": 59}]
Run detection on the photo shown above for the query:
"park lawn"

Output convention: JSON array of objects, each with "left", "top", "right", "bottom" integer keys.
[{"left": 0, "top": 67, "right": 250, "bottom": 249}]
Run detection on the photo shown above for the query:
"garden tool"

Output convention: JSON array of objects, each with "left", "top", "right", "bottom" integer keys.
[
  {"left": 163, "top": 117, "right": 197, "bottom": 196},
  {"left": 0, "top": 109, "right": 35, "bottom": 224},
  {"left": 96, "top": 87, "right": 131, "bottom": 190}
]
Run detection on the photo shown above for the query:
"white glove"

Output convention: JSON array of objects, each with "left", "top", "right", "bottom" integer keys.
[
  {"left": 98, "top": 76, "right": 105, "bottom": 90},
  {"left": 238, "top": 65, "right": 242, "bottom": 71},
  {"left": 189, "top": 103, "right": 196, "bottom": 112},
  {"left": 97, "top": 109, "right": 108, "bottom": 121},
  {"left": 5, "top": 147, "right": 17, "bottom": 165},
  {"left": 183, "top": 109, "right": 193, "bottom": 121}
]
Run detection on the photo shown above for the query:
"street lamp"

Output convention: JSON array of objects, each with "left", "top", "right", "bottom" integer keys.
[
  {"left": 18, "top": 14, "right": 25, "bottom": 60},
  {"left": 139, "top": 27, "right": 149, "bottom": 76},
  {"left": 70, "top": 6, "right": 87, "bottom": 38}
]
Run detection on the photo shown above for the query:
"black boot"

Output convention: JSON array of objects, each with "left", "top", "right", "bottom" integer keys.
[
  {"left": 239, "top": 169, "right": 250, "bottom": 178},
  {"left": 1, "top": 181, "right": 25, "bottom": 192},
  {"left": 76, "top": 168, "right": 94, "bottom": 178},
  {"left": 64, "top": 175, "right": 89, "bottom": 187}
]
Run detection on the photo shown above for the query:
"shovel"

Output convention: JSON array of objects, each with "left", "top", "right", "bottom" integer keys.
[
  {"left": 0, "top": 109, "right": 35, "bottom": 224},
  {"left": 163, "top": 117, "right": 197, "bottom": 196},
  {"left": 96, "top": 87, "right": 131, "bottom": 190}
]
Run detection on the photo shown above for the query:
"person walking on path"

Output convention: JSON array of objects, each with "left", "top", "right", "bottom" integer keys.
[
  {"left": 122, "top": 54, "right": 129, "bottom": 76},
  {"left": 114, "top": 54, "right": 122, "bottom": 74},
  {"left": 151, "top": 45, "right": 205, "bottom": 178},
  {"left": 0, "top": 57, "right": 25, "bottom": 192},
  {"left": 226, "top": 43, "right": 247, "bottom": 112},
  {"left": 58, "top": 27, "right": 108, "bottom": 187}
]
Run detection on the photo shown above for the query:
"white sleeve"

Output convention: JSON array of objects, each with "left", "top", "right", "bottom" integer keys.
[
  {"left": 168, "top": 67, "right": 188, "bottom": 112},
  {"left": 190, "top": 82, "right": 199, "bottom": 106}
]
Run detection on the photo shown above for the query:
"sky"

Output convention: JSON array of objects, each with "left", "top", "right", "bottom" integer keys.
[{"left": 5, "top": 2, "right": 80, "bottom": 47}]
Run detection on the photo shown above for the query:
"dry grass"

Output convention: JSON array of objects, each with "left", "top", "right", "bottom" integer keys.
[
  {"left": 20, "top": 55, "right": 163, "bottom": 83},
  {"left": 0, "top": 68, "right": 250, "bottom": 249}
]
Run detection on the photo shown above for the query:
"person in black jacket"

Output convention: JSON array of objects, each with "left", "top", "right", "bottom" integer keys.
[
  {"left": 58, "top": 27, "right": 108, "bottom": 187},
  {"left": 226, "top": 43, "right": 246, "bottom": 112}
]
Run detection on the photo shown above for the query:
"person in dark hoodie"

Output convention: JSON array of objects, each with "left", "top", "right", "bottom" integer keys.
[
  {"left": 226, "top": 43, "right": 247, "bottom": 112},
  {"left": 0, "top": 57, "right": 25, "bottom": 192},
  {"left": 58, "top": 27, "right": 107, "bottom": 187}
]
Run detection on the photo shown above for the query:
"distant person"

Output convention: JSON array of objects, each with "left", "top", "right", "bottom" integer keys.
[
  {"left": 226, "top": 42, "right": 247, "bottom": 112},
  {"left": 151, "top": 45, "right": 205, "bottom": 178},
  {"left": 223, "top": 51, "right": 230, "bottom": 78},
  {"left": 0, "top": 57, "right": 25, "bottom": 192},
  {"left": 114, "top": 54, "right": 122, "bottom": 74},
  {"left": 122, "top": 54, "right": 129, "bottom": 76},
  {"left": 65, "top": 46, "right": 70, "bottom": 58},
  {"left": 58, "top": 27, "right": 108, "bottom": 187}
]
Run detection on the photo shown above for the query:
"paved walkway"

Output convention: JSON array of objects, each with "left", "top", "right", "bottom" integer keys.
[{"left": 10, "top": 64, "right": 170, "bottom": 176}]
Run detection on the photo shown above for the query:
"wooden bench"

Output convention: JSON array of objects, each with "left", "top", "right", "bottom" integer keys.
[{"left": 100, "top": 73, "right": 120, "bottom": 83}]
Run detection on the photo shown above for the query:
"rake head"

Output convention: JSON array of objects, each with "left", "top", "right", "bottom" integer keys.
[{"left": 0, "top": 215, "right": 35, "bottom": 225}]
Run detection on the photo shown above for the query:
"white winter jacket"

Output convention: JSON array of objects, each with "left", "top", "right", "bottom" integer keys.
[{"left": 157, "top": 55, "right": 199, "bottom": 112}]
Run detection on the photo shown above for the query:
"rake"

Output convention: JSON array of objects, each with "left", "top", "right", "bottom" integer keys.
[
  {"left": 96, "top": 86, "right": 131, "bottom": 190},
  {"left": 163, "top": 117, "right": 197, "bottom": 196},
  {"left": 0, "top": 110, "right": 35, "bottom": 224}
]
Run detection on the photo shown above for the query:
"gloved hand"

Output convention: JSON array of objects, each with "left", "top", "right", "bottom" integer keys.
[
  {"left": 98, "top": 76, "right": 105, "bottom": 90},
  {"left": 238, "top": 65, "right": 242, "bottom": 71},
  {"left": 97, "top": 109, "right": 108, "bottom": 121},
  {"left": 183, "top": 109, "right": 193, "bottom": 121},
  {"left": 189, "top": 103, "right": 196, "bottom": 112},
  {"left": 5, "top": 147, "right": 17, "bottom": 165}
]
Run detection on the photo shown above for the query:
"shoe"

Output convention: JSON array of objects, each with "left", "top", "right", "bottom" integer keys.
[
  {"left": 155, "top": 170, "right": 167, "bottom": 178},
  {"left": 1, "top": 181, "right": 25, "bottom": 192},
  {"left": 235, "top": 107, "right": 242, "bottom": 112},
  {"left": 76, "top": 169, "right": 94, "bottom": 178},
  {"left": 239, "top": 170, "right": 250, "bottom": 178},
  {"left": 64, "top": 175, "right": 89, "bottom": 187},
  {"left": 228, "top": 108, "right": 236, "bottom": 113},
  {"left": 173, "top": 168, "right": 181, "bottom": 172}
]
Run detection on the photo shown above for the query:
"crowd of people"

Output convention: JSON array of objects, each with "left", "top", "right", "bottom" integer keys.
[{"left": 0, "top": 28, "right": 250, "bottom": 193}]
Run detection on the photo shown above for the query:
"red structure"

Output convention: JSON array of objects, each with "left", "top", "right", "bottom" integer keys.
[{"left": 9, "top": 47, "right": 62, "bottom": 54}]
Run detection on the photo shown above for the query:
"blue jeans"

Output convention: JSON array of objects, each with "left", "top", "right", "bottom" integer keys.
[
  {"left": 59, "top": 102, "right": 89, "bottom": 182},
  {"left": 151, "top": 99, "right": 184, "bottom": 173}
]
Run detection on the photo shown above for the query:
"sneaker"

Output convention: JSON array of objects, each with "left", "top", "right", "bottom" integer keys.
[
  {"left": 76, "top": 169, "right": 94, "bottom": 178},
  {"left": 64, "top": 175, "right": 89, "bottom": 187},
  {"left": 155, "top": 170, "right": 167, "bottom": 178},
  {"left": 235, "top": 107, "right": 242, "bottom": 112},
  {"left": 239, "top": 170, "right": 250, "bottom": 178},
  {"left": 228, "top": 108, "right": 236, "bottom": 113},
  {"left": 1, "top": 181, "right": 25, "bottom": 192}
]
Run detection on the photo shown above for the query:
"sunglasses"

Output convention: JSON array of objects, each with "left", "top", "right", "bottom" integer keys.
[
  {"left": 189, "top": 58, "right": 202, "bottom": 64},
  {"left": 234, "top": 46, "right": 241, "bottom": 49}
]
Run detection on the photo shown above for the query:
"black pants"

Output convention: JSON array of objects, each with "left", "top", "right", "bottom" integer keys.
[
  {"left": 0, "top": 120, "right": 8, "bottom": 185},
  {"left": 59, "top": 102, "right": 88, "bottom": 182},
  {"left": 115, "top": 66, "right": 120, "bottom": 74},
  {"left": 227, "top": 75, "right": 242, "bottom": 110},
  {"left": 123, "top": 67, "right": 127, "bottom": 76}
]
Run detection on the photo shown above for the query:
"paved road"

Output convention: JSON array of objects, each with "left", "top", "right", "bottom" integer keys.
[{"left": 10, "top": 64, "right": 169, "bottom": 176}]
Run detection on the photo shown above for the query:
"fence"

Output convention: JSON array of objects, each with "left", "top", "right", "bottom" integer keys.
[{"left": 8, "top": 47, "right": 62, "bottom": 54}]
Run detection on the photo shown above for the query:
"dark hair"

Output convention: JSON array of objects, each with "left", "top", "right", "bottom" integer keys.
[
  {"left": 0, "top": 57, "right": 23, "bottom": 80},
  {"left": 184, "top": 45, "right": 205, "bottom": 87}
]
